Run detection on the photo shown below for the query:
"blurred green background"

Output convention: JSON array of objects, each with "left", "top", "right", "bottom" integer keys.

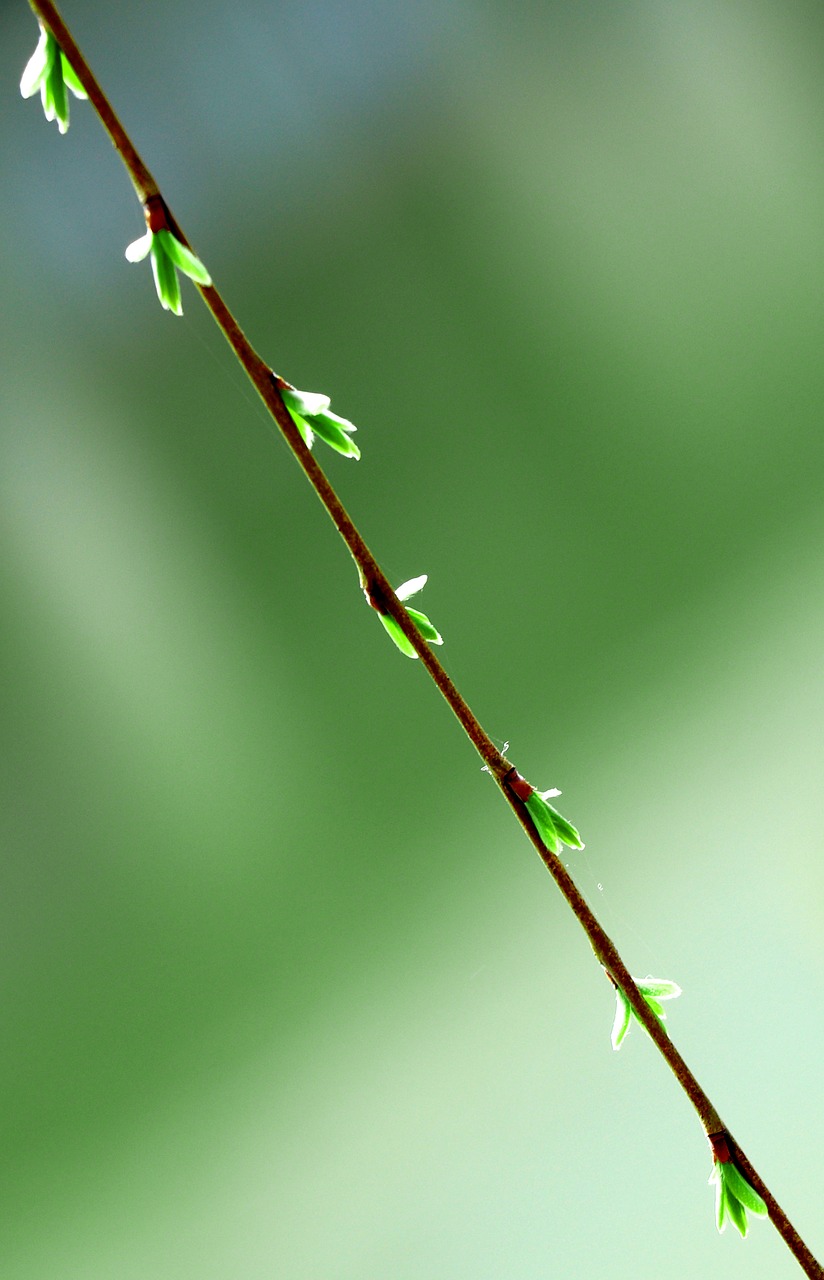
[{"left": 2, "top": 1, "right": 823, "bottom": 1275}]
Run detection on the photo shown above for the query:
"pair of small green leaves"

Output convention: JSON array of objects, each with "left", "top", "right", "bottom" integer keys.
[
  {"left": 611, "top": 976, "right": 681, "bottom": 1050},
  {"left": 280, "top": 387, "right": 360, "bottom": 460},
  {"left": 20, "top": 24, "right": 87, "bottom": 135},
  {"left": 524, "top": 788, "right": 584, "bottom": 855},
  {"left": 125, "top": 228, "right": 211, "bottom": 316},
  {"left": 378, "top": 576, "right": 443, "bottom": 659},
  {"left": 710, "top": 1156, "right": 768, "bottom": 1237}
]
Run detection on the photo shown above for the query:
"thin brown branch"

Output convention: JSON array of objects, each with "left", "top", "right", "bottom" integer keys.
[
  {"left": 507, "top": 785, "right": 822, "bottom": 1276},
  {"left": 24, "top": 2, "right": 823, "bottom": 1274}
]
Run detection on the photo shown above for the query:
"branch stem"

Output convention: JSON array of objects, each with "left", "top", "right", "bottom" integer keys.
[{"left": 25, "top": 3, "right": 822, "bottom": 1274}]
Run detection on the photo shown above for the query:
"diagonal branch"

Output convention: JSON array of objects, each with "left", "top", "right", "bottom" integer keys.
[{"left": 24, "top": 2, "right": 823, "bottom": 1274}]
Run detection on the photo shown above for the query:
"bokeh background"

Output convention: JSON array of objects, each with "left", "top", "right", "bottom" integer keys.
[{"left": 2, "top": 1, "right": 823, "bottom": 1276}]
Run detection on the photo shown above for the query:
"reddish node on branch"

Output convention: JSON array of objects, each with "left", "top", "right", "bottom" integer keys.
[
  {"left": 504, "top": 767, "right": 534, "bottom": 802},
  {"left": 143, "top": 195, "right": 190, "bottom": 250},
  {"left": 708, "top": 1132, "right": 733, "bottom": 1164},
  {"left": 144, "top": 193, "right": 168, "bottom": 233}
]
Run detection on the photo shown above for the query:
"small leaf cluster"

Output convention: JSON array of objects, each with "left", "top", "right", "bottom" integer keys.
[
  {"left": 280, "top": 387, "right": 360, "bottom": 460},
  {"left": 20, "top": 22, "right": 363, "bottom": 457},
  {"left": 20, "top": 24, "right": 87, "bottom": 134},
  {"left": 611, "top": 976, "right": 681, "bottom": 1050},
  {"left": 125, "top": 227, "right": 211, "bottom": 316},
  {"left": 710, "top": 1154, "right": 768, "bottom": 1237},
  {"left": 524, "top": 788, "right": 584, "bottom": 854},
  {"left": 21, "top": 22, "right": 211, "bottom": 321},
  {"left": 377, "top": 576, "right": 443, "bottom": 659}
]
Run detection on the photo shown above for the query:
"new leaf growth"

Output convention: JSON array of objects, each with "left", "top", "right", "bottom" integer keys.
[
  {"left": 523, "top": 787, "right": 584, "bottom": 855},
  {"left": 125, "top": 227, "right": 211, "bottom": 316},
  {"left": 610, "top": 975, "right": 681, "bottom": 1050},
  {"left": 20, "top": 22, "right": 87, "bottom": 134},
  {"left": 709, "top": 1134, "right": 768, "bottom": 1237},
  {"left": 377, "top": 576, "right": 443, "bottom": 658},
  {"left": 280, "top": 386, "right": 360, "bottom": 460}
]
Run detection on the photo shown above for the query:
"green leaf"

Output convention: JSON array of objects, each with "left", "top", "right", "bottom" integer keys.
[
  {"left": 406, "top": 606, "right": 443, "bottom": 645},
  {"left": 280, "top": 388, "right": 359, "bottom": 459},
  {"left": 723, "top": 1162, "right": 767, "bottom": 1216},
  {"left": 292, "top": 412, "right": 315, "bottom": 449},
  {"left": 542, "top": 800, "right": 584, "bottom": 850},
  {"left": 20, "top": 27, "right": 52, "bottom": 98},
  {"left": 156, "top": 229, "right": 212, "bottom": 286},
  {"left": 150, "top": 240, "right": 182, "bottom": 315},
  {"left": 524, "top": 791, "right": 560, "bottom": 852},
  {"left": 39, "top": 74, "right": 54, "bottom": 118},
  {"left": 126, "top": 230, "right": 209, "bottom": 314},
  {"left": 636, "top": 979, "right": 682, "bottom": 1001},
  {"left": 710, "top": 1168, "right": 727, "bottom": 1232},
  {"left": 724, "top": 1187, "right": 748, "bottom": 1237},
  {"left": 611, "top": 990, "right": 632, "bottom": 1050},
  {"left": 609, "top": 974, "right": 681, "bottom": 1048},
  {"left": 637, "top": 977, "right": 682, "bottom": 1028},
  {"left": 524, "top": 791, "right": 583, "bottom": 854},
  {"left": 374, "top": 576, "right": 443, "bottom": 656},
  {"left": 378, "top": 612, "right": 418, "bottom": 659},
  {"left": 375, "top": 577, "right": 445, "bottom": 656},
  {"left": 20, "top": 25, "right": 84, "bottom": 134},
  {"left": 709, "top": 1156, "right": 765, "bottom": 1237},
  {"left": 310, "top": 412, "right": 361, "bottom": 459},
  {"left": 279, "top": 390, "right": 316, "bottom": 447},
  {"left": 317, "top": 406, "right": 356, "bottom": 435},
  {"left": 48, "top": 62, "right": 69, "bottom": 133},
  {"left": 280, "top": 387, "right": 331, "bottom": 418},
  {"left": 60, "top": 54, "right": 87, "bottom": 98}
]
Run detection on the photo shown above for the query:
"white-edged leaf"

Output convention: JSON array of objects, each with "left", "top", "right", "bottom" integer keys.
[
  {"left": 379, "top": 612, "right": 417, "bottom": 658},
  {"left": 290, "top": 412, "right": 314, "bottom": 449},
  {"left": 310, "top": 413, "right": 361, "bottom": 458},
  {"left": 125, "top": 230, "right": 153, "bottom": 263},
  {"left": 713, "top": 1172, "right": 727, "bottom": 1233},
  {"left": 723, "top": 1162, "right": 767, "bottom": 1216},
  {"left": 724, "top": 1187, "right": 748, "bottom": 1237},
  {"left": 50, "top": 65, "right": 69, "bottom": 133},
  {"left": 317, "top": 407, "right": 356, "bottom": 434},
  {"left": 20, "top": 28, "right": 52, "bottom": 98},
  {"left": 542, "top": 800, "right": 584, "bottom": 850},
  {"left": 156, "top": 229, "right": 211, "bottom": 285},
  {"left": 406, "top": 606, "right": 442, "bottom": 644},
  {"left": 611, "top": 990, "right": 632, "bottom": 1050},
  {"left": 61, "top": 55, "right": 87, "bottom": 98},
  {"left": 150, "top": 241, "right": 182, "bottom": 315},
  {"left": 395, "top": 575, "right": 427, "bottom": 601},
  {"left": 524, "top": 792, "right": 560, "bottom": 852},
  {"left": 280, "top": 386, "right": 331, "bottom": 418},
  {"left": 637, "top": 978, "right": 682, "bottom": 1001}
]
